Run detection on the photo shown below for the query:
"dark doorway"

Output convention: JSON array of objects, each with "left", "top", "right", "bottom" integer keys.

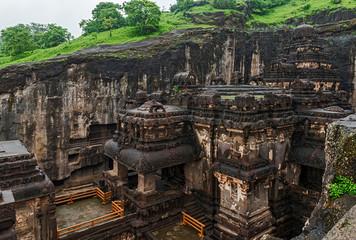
[{"left": 299, "top": 165, "right": 323, "bottom": 192}]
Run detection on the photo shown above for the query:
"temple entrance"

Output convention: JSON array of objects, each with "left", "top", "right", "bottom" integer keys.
[
  {"left": 128, "top": 170, "right": 138, "bottom": 190},
  {"left": 299, "top": 165, "right": 323, "bottom": 192},
  {"left": 155, "top": 164, "right": 186, "bottom": 192},
  {"left": 161, "top": 164, "right": 185, "bottom": 186},
  {"left": 126, "top": 164, "right": 186, "bottom": 192}
]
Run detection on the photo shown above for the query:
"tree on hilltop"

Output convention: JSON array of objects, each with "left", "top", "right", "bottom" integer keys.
[
  {"left": 40, "top": 24, "right": 73, "bottom": 48},
  {"left": 0, "top": 23, "right": 73, "bottom": 57},
  {"left": 80, "top": 2, "right": 126, "bottom": 35},
  {"left": 124, "top": 0, "right": 161, "bottom": 35},
  {"left": 1, "top": 26, "right": 37, "bottom": 56}
]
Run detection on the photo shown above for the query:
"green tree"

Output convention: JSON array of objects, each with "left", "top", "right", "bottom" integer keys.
[
  {"left": 26, "top": 23, "right": 48, "bottom": 45},
  {"left": 102, "top": 17, "right": 116, "bottom": 37},
  {"left": 80, "top": 19, "right": 98, "bottom": 35},
  {"left": 246, "top": 0, "right": 291, "bottom": 15},
  {"left": 80, "top": 2, "right": 126, "bottom": 35},
  {"left": 124, "top": 0, "right": 161, "bottom": 35},
  {"left": 175, "top": 0, "right": 194, "bottom": 12},
  {"left": 40, "top": 24, "right": 73, "bottom": 48},
  {"left": 1, "top": 25, "right": 37, "bottom": 56},
  {"left": 0, "top": 36, "right": 4, "bottom": 57},
  {"left": 246, "top": 0, "right": 269, "bottom": 15}
]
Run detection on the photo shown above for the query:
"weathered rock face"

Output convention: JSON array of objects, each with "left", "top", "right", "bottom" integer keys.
[
  {"left": 0, "top": 23, "right": 354, "bottom": 184},
  {"left": 293, "top": 114, "right": 356, "bottom": 240},
  {"left": 323, "top": 203, "right": 356, "bottom": 240}
]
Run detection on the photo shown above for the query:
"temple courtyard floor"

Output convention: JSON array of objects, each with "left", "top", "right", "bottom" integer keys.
[
  {"left": 152, "top": 222, "right": 202, "bottom": 240},
  {"left": 56, "top": 197, "right": 112, "bottom": 229}
]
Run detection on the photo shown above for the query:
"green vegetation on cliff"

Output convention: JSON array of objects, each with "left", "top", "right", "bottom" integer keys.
[
  {"left": 0, "top": 15, "right": 212, "bottom": 68},
  {"left": 329, "top": 176, "right": 356, "bottom": 199},
  {"left": 0, "top": 0, "right": 355, "bottom": 68},
  {"left": 248, "top": 0, "right": 356, "bottom": 26}
]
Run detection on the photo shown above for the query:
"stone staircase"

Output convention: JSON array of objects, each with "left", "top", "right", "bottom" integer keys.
[{"left": 183, "top": 195, "right": 213, "bottom": 237}]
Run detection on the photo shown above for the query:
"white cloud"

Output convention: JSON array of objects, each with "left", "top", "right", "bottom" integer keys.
[{"left": 0, "top": 0, "right": 176, "bottom": 37}]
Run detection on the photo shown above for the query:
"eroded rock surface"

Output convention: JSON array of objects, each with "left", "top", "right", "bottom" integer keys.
[
  {"left": 323, "top": 203, "right": 356, "bottom": 240},
  {"left": 293, "top": 114, "right": 356, "bottom": 239}
]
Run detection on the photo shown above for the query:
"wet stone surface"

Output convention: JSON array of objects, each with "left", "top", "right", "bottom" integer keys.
[
  {"left": 56, "top": 197, "right": 112, "bottom": 229},
  {"left": 152, "top": 222, "right": 202, "bottom": 240}
]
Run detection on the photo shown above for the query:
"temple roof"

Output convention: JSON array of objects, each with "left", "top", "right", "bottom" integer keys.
[
  {"left": 0, "top": 140, "right": 31, "bottom": 158},
  {"left": 0, "top": 140, "right": 54, "bottom": 202},
  {"left": 211, "top": 157, "right": 277, "bottom": 181},
  {"left": 294, "top": 24, "right": 316, "bottom": 39},
  {"left": 126, "top": 100, "right": 188, "bottom": 116},
  {"left": 104, "top": 142, "right": 199, "bottom": 173}
]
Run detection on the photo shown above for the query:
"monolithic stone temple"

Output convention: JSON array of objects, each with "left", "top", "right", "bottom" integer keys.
[{"left": 0, "top": 23, "right": 356, "bottom": 240}]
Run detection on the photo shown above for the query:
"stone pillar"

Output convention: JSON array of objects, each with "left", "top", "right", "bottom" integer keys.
[
  {"left": 0, "top": 190, "right": 17, "bottom": 240},
  {"left": 138, "top": 172, "right": 156, "bottom": 193},
  {"left": 103, "top": 161, "right": 129, "bottom": 199},
  {"left": 114, "top": 161, "right": 128, "bottom": 181},
  {"left": 214, "top": 172, "right": 276, "bottom": 239}
]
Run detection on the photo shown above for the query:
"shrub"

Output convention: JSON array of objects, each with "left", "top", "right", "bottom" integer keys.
[
  {"left": 301, "top": 3, "right": 311, "bottom": 11},
  {"left": 211, "top": 0, "right": 236, "bottom": 9},
  {"left": 247, "top": 0, "right": 292, "bottom": 15},
  {"left": 329, "top": 176, "right": 356, "bottom": 199},
  {"left": 175, "top": 0, "right": 195, "bottom": 12}
]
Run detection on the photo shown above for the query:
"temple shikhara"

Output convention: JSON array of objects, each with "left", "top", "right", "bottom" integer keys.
[{"left": 0, "top": 23, "right": 356, "bottom": 240}]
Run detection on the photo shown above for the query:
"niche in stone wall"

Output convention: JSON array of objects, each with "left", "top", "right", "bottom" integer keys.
[
  {"left": 88, "top": 124, "right": 116, "bottom": 146},
  {"left": 68, "top": 153, "right": 80, "bottom": 164},
  {"left": 230, "top": 182, "right": 238, "bottom": 200},
  {"left": 128, "top": 170, "right": 138, "bottom": 190},
  {"left": 299, "top": 165, "right": 323, "bottom": 192}
]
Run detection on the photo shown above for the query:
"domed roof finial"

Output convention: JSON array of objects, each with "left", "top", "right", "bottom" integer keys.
[{"left": 293, "top": 24, "right": 315, "bottom": 39}]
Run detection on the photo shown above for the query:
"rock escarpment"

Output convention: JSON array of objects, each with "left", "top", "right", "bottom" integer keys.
[
  {"left": 0, "top": 22, "right": 354, "bottom": 185},
  {"left": 293, "top": 114, "right": 356, "bottom": 240}
]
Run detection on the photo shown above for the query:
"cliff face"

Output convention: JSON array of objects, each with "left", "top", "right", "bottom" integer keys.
[
  {"left": 0, "top": 23, "right": 355, "bottom": 182},
  {"left": 290, "top": 114, "right": 356, "bottom": 240}
]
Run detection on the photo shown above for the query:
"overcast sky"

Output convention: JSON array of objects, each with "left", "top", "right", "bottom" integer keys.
[{"left": 0, "top": 0, "right": 176, "bottom": 37}]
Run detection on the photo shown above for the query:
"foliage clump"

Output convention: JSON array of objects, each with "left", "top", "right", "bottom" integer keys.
[
  {"left": 0, "top": 23, "right": 72, "bottom": 57},
  {"left": 247, "top": 0, "right": 292, "bottom": 15},
  {"left": 211, "top": 0, "right": 237, "bottom": 10},
  {"left": 1, "top": 26, "right": 37, "bottom": 57},
  {"left": 124, "top": 0, "right": 161, "bottom": 35},
  {"left": 173, "top": 0, "right": 195, "bottom": 12},
  {"left": 329, "top": 176, "right": 356, "bottom": 200},
  {"left": 80, "top": 2, "right": 126, "bottom": 36}
]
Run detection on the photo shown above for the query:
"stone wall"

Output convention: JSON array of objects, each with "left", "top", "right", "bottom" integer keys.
[
  {"left": 14, "top": 195, "right": 56, "bottom": 240},
  {"left": 292, "top": 114, "right": 356, "bottom": 239},
  {"left": 0, "top": 191, "right": 16, "bottom": 240}
]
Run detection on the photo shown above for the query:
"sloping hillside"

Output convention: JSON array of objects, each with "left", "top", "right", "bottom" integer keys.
[{"left": 0, "top": 0, "right": 355, "bottom": 68}]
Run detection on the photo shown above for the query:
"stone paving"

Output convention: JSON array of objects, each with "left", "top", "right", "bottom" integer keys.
[
  {"left": 152, "top": 222, "right": 202, "bottom": 240},
  {"left": 56, "top": 197, "right": 112, "bottom": 229}
]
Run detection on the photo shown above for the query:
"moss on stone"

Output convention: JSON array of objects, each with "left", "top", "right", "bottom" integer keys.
[{"left": 327, "top": 124, "right": 356, "bottom": 179}]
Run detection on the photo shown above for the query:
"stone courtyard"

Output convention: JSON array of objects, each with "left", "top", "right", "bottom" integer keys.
[{"left": 56, "top": 198, "right": 112, "bottom": 230}]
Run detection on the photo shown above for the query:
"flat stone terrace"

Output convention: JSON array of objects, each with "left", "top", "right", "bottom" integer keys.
[
  {"left": 152, "top": 222, "right": 202, "bottom": 240},
  {"left": 56, "top": 198, "right": 112, "bottom": 230}
]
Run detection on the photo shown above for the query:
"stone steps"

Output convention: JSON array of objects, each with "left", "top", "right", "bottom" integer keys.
[{"left": 183, "top": 195, "right": 213, "bottom": 236}]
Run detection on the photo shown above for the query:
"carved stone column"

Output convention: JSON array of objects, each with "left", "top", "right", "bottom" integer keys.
[
  {"left": 114, "top": 161, "right": 128, "bottom": 181},
  {"left": 213, "top": 166, "right": 276, "bottom": 239},
  {"left": 138, "top": 172, "right": 156, "bottom": 193}
]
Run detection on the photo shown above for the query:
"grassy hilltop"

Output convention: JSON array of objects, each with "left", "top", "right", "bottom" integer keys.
[{"left": 0, "top": 0, "right": 355, "bottom": 69}]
